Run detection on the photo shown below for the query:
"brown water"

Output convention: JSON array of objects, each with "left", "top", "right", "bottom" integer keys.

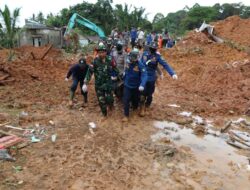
[{"left": 153, "top": 121, "right": 250, "bottom": 190}]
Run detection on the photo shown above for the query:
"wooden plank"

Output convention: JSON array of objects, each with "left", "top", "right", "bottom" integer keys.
[
  {"left": 229, "top": 134, "right": 250, "bottom": 148},
  {"left": 0, "top": 135, "right": 23, "bottom": 148},
  {"left": 40, "top": 44, "right": 53, "bottom": 60},
  {"left": 220, "top": 121, "right": 232, "bottom": 133},
  {"left": 30, "top": 52, "right": 36, "bottom": 60},
  {"left": 227, "top": 140, "right": 250, "bottom": 150}
]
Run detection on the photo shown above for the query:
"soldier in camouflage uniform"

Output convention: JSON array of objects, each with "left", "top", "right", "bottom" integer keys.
[{"left": 83, "top": 43, "right": 119, "bottom": 117}]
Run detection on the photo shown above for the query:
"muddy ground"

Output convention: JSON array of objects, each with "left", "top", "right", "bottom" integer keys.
[{"left": 0, "top": 16, "right": 250, "bottom": 190}]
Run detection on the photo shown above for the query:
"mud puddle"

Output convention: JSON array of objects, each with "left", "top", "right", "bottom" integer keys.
[{"left": 152, "top": 121, "right": 250, "bottom": 189}]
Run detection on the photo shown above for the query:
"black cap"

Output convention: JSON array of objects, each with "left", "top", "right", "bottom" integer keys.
[{"left": 79, "top": 58, "right": 86, "bottom": 65}]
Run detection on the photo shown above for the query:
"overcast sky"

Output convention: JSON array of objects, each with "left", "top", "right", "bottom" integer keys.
[{"left": 1, "top": 0, "right": 250, "bottom": 26}]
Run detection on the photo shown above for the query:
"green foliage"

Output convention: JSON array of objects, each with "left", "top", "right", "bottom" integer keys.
[
  {"left": 240, "top": 5, "right": 250, "bottom": 18},
  {"left": 32, "top": 0, "right": 150, "bottom": 36},
  {"left": 0, "top": 5, "right": 21, "bottom": 61},
  {"left": 6, "top": 1, "right": 250, "bottom": 44},
  {"left": 30, "top": 11, "right": 46, "bottom": 24},
  {"left": 152, "top": 13, "right": 165, "bottom": 32},
  {"left": 0, "top": 5, "right": 21, "bottom": 48},
  {"left": 219, "top": 3, "right": 243, "bottom": 20},
  {"left": 151, "top": 3, "right": 250, "bottom": 37},
  {"left": 182, "top": 5, "right": 218, "bottom": 30}
]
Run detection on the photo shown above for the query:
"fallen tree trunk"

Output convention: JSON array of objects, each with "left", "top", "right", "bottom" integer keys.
[{"left": 40, "top": 44, "right": 53, "bottom": 60}]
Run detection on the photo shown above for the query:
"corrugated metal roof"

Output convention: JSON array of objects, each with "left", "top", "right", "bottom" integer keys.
[{"left": 24, "top": 19, "right": 61, "bottom": 31}]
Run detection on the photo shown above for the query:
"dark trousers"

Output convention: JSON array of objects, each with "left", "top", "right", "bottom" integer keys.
[
  {"left": 112, "top": 78, "right": 124, "bottom": 100},
  {"left": 71, "top": 78, "right": 88, "bottom": 102},
  {"left": 141, "top": 81, "right": 155, "bottom": 107},
  {"left": 123, "top": 86, "right": 140, "bottom": 117},
  {"left": 131, "top": 38, "right": 136, "bottom": 49},
  {"left": 95, "top": 87, "right": 114, "bottom": 116}
]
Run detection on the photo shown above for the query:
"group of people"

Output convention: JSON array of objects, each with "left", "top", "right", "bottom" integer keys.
[
  {"left": 110, "top": 27, "right": 176, "bottom": 50},
  {"left": 65, "top": 35, "right": 178, "bottom": 122}
]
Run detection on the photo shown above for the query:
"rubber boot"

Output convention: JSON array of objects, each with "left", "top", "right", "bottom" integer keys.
[
  {"left": 69, "top": 91, "right": 75, "bottom": 107},
  {"left": 107, "top": 104, "right": 114, "bottom": 117},
  {"left": 139, "top": 105, "right": 145, "bottom": 117},
  {"left": 81, "top": 94, "right": 88, "bottom": 107},
  {"left": 145, "top": 106, "right": 149, "bottom": 116},
  {"left": 122, "top": 116, "right": 129, "bottom": 122},
  {"left": 84, "top": 95, "right": 88, "bottom": 103}
]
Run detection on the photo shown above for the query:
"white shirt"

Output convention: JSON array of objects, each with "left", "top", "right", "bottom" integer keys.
[{"left": 138, "top": 30, "right": 144, "bottom": 40}]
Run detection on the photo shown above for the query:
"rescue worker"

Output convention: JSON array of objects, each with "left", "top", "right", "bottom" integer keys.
[
  {"left": 122, "top": 27, "right": 130, "bottom": 47},
  {"left": 65, "top": 58, "right": 89, "bottom": 107},
  {"left": 158, "top": 35, "right": 163, "bottom": 49},
  {"left": 162, "top": 30, "right": 170, "bottom": 48},
  {"left": 146, "top": 32, "right": 153, "bottom": 46},
  {"left": 137, "top": 28, "right": 145, "bottom": 47},
  {"left": 130, "top": 27, "right": 137, "bottom": 49},
  {"left": 83, "top": 43, "right": 119, "bottom": 117},
  {"left": 140, "top": 42, "right": 178, "bottom": 116},
  {"left": 122, "top": 48, "right": 147, "bottom": 122},
  {"left": 110, "top": 41, "right": 127, "bottom": 100}
]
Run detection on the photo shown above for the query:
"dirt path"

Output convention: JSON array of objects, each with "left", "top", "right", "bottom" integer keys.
[{"left": 1, "top": 73, "right": 250, "bottom": 189}]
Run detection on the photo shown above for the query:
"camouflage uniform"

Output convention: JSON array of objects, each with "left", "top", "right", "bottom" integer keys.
[{"left": 85, "top": 56, "right": 118, "bottom": 116}]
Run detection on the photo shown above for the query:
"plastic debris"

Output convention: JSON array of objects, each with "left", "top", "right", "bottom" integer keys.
[
  {"left": 167, "top": 104, "right": 181, "bottom": 108},
  {"left": 31, "top": 136, "right": 40, "bottom": 143},
  {"left": 0, "top": 149, "right": 15, "bottom": 161},
  {"left": 232, "top": 118, "right": 246, "bottom": 124},
  {"left": 88, "top": 122, "right": 96, "bottom": 129},
  {"left": 179, "top": 111, "right": 192, "bottom": 117},
  {"left": 18, "top": 181, "right": 24, "bottom": 185},
  {"left": 12, "top": 165, "right": 22, "bottom": 172},
  {"left": 192, "top": 115, "right": 204, "bottom": 124},
  {"left": 51, "top": 134, "right": 57, "bottom": 142},
  {"left": 49, "top": 120, "right": 55, "bottom": 126},
  {"left": 20, "top": 111, "right": 28, "bottom": 117}
]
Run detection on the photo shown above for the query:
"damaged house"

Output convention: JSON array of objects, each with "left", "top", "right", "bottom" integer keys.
[{"left": 18, "top": 20, "right": 63, "bottom": 48}]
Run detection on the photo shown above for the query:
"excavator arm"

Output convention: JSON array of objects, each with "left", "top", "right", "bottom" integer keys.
[{"left": 64, "top": 13, "right": 105, "bottom": 38}]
